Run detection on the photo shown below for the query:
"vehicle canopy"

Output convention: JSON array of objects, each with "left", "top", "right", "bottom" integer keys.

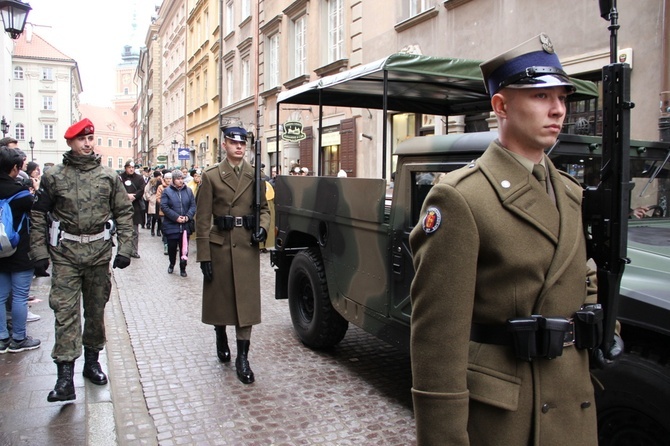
[{"left": 276, "top": 53, "right": 598, "bottom": 176}]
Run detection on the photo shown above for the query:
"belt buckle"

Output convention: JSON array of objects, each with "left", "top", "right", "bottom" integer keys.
[
  {"left": 563, "top": 319, "right": 575, "bottom": 347},
  {"left": 234, "top": 217, "right": 243, "bottom": 227},
  {"left": 80, "top": 234, "right": 91, "bottom": 243}
]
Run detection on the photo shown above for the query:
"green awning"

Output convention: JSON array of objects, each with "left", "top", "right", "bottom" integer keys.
[{"left": 277, "top": 53, "right": 599, "bottom": 116}]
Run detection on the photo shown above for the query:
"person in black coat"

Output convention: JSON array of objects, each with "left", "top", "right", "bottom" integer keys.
[
  {"left": 119, "top": 160, "right": 145, "bottom": 258},
  {"left": 0, "top": 147, "right": 41, "bottom": 353}
]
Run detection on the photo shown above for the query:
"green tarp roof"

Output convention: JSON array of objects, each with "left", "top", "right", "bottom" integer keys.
[{"left": 277, "top": 53, "right": 599, "bottom": 116}]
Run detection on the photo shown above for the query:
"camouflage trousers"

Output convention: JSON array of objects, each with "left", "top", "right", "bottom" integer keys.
[{"left": 49, "top": 262, "right": 111, "bottom": 362}]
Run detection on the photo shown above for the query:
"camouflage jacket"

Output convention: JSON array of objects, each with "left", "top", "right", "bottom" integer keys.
[{"left": 30, "top": 151, "right": 134, "bottom": 263}]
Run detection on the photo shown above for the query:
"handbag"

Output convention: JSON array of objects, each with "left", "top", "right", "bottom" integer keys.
[{"left": 187, "top": 219, "right": 195, "bottom": 234}]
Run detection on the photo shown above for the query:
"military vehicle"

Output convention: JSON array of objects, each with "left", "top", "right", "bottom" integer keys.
[{"left": 270, "top": 53, "right": 670, "bottom": 444}]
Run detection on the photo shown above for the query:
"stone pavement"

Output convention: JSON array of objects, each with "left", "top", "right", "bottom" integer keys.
[{"left": 1, "top": 228, "right": 416, "bottom": 445}]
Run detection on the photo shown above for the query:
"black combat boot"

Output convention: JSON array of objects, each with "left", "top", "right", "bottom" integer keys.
[
  {"left": 47, "top": 362, "right": 76, "bottom": 402},
  {"left": 180, "top": 260, "right": 187, "bottom": 277},
  {"left": 215, "top": 326, "right": 231, "bottom": 363},
  {"left": 82, "top": 348, "right": 108, "bottom": 385},
  {"left": 235, "top": 340, "right": 254, "bottom": 384}
]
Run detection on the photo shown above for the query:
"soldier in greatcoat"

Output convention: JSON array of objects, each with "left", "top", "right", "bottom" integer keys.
[
  {"left": 196, "top": 125, "right": 270, "bottom": 384},
  {"left": 30, "top": 118, "right": 134, "bottom": 402},
  {"left": 409, "top": 34, "right": 623, "bottom": 445}
]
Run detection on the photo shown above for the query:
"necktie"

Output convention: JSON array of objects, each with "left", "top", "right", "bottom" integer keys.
[
  {"left": 532, "top": 164, "right": 547, "bottom": 193},
  {"left": 234, "top": 166, "right": 240, "bottom": 176}
]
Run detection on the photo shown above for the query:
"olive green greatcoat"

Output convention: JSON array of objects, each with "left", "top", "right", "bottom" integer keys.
[
  {"left": 409, "top": 141, "right": 598, "bottom": 446},
  {"left": 196, "top": 160, "right": 269, "bottom": 327}
]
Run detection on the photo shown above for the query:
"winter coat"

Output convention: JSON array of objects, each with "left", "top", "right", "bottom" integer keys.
[
  {"left": 196, "top": 160, "right": 270, "bottom": 327},
  {"left": 160, "top": 183, "right": 196, "bottom": 239},
  {"left": 0, "top": 173, "right": 34, "bottom": 271},
  {"left": 119, "top": 171, "right": 146, "bottom": 225},
  {"left": 143, "top": 178, "right": 160, "bottom": 214},
  {"left": 409, "top": 141, "right": 598, "bottom": 446}
]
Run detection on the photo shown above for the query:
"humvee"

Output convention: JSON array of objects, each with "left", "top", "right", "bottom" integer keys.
[{"left": 270, "top": 54, "right": 670, "bottom": 445}]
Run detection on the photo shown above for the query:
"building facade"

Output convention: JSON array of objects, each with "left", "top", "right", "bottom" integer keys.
[
  {"left": 10, "top": 30, "right": 82, "bottom": 167},
  {"left": 134, "top": 0, "right": 670, "bottom": 179}
]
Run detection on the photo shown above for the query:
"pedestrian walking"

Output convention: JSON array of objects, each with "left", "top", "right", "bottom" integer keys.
[
  {"left": 160, "top": 169, "right": 196, "bottom": 277},
  {"left": 196, "top": 125, "right": 270, "bottom": 384},
  {"left": 29, "top": 118, "right": 134, "bottom": 403},
  {"left": 156, "top": 171, "right": 172, "bottom": 255},
  {"left": 144, "top": 170, "right": 162, "bottom": 236},
  {"left": 409, "top": 34, "right": 622, "bottom": 445}
]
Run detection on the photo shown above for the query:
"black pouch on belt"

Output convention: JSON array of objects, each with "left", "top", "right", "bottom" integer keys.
[
  {"left": 574, "top": 304, "right": 604, "bottom": 350},
  {"left": 539, "top": 317, "right": 571, "bottom": 359},
  {"left": 507, "top": 317, "right": 539, "bottom": 362}
]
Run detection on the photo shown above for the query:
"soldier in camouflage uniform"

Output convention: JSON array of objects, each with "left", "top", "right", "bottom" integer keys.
[{"left": 30, "top": 118, "right": 134, "bottom": 403}]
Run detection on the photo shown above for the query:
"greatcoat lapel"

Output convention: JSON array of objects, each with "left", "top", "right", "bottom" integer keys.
[
  {"left": 478, "top": 143, "right": 560, "bottom": 244},
  {"left": 219, "top": 160, "right": 254, "bottom": 206}
]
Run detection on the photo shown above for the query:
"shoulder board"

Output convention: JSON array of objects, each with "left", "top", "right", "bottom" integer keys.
[
  {"left": 442, "top": 159, "right": 481, "bottom": 186},
  {"left": 204, "top": 164, "right": 219, "bottom": 173}
]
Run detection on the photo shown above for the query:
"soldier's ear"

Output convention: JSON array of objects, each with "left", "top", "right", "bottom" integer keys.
[{"left": 491, "top": 93, "right": 507, "bottom": 118}]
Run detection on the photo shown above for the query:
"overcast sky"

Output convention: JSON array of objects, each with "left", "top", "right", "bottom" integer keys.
[{"left": 26, "top": 0, "right": 159, "bottom": 106}]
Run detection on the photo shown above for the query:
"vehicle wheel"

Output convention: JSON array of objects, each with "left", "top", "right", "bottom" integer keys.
[
  {"left": 288, "top": 248, "right": 348, "bottom": 349},
  {"left": 594, "top": 352, "right": 670, "bottom": 446}
]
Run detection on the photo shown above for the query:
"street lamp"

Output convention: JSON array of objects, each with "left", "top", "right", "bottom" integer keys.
[
  {"left": 0, "top": 0, "right": 32, "bottom": 40},
  {"left": 0, "top": 116, "right": 8, "bottom": 137},
  {"left": 171, "top": 140, "right": 178, "bottom": 167},
  {"left": 28, "top": 137, "right": 34, "bottom": 160}
]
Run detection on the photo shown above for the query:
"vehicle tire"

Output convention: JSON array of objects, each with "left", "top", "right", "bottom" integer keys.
[
  {"left": 594, "top": 352, "right": 670, "bottom": 446},
  {"left": 288, "top": 248, "right": 348, "bottom": 349}
]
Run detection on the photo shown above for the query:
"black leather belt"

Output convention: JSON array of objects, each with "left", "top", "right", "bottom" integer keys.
[{"left": 213, "top": 215, "right": 255, "bottom": 230}]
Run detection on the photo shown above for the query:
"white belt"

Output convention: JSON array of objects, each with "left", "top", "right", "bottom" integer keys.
[{"left": 60, "top": 230, "right": 105, "bottom": 243}]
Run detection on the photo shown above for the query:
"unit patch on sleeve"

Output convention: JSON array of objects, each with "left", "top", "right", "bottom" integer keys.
[{"left": 421, "top": 207, "right": 442, "bottom": 234}]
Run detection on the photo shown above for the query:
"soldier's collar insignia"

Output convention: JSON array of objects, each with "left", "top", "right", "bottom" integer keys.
[{"left": 422, "top": 207, "right": 442, "bottom": 234}]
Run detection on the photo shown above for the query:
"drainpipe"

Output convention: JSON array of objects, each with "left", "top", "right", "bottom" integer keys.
[
  {"left": 660, "top": 0, "right": 670, "bottom": 141},
  {"left": 218, "top": 0, "right": 224, "bottom": 162}
]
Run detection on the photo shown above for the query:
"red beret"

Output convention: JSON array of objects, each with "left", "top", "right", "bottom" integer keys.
[{"left": 64, "top": 118, "right": 95, "bottom": 140}]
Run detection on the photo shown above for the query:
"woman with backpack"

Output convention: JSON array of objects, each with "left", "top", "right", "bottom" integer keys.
[{"left": 0, "top": 148, "right": 41, "bottom": 354}]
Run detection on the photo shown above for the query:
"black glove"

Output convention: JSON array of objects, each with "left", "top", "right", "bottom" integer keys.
[
  {"left": 200, "top": 261, "right": 213, "bottom": 282},
  {"left": 591, "top": 334, "right": 624, "bottom": 369},
  {"left": 33, "top": 258, "right": 50, "bottom": 277},
  {"left": 113, "top": 255, "right": 131, "bottom": 269},
  {"left": 251, "top": 228, "right": 267, "bottom": 244}
]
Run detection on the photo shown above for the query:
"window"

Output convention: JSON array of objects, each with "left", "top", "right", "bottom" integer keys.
[
  {"left": 108, "top": 138, "right": 112, "bottom": 146},
  {"left": 293, "top": 15, "right": 307, "bottom": 77},
  {"left": 268, "top": 33, "right": 279, "bottom": 88},
  {"left": 409, "top": 0, "right": 429, "bottom": 16},
  {"left": 241, "top": 0, "right": 251, "bottom": 20},
  {"left": 118, "top": 139, "right": 123, "bottom": 148},
  {"left": 42, "top": 67, "right": 53, "bottom": 81},
  {"left": 118, "top": 158, "right": 124, "bottom": 169},
  {"left": 327, "top": 0, "right": 343, "bottom": 63},
  {"left": 97, "top": 137, "right": 102, "bottom": 146},
  {"left": 107, "top": 157, "right": 113, "bottom": 168},
  {"left": 204, "top": 69, "right": 208, "bottom": 101},
  {"left": 128, "top": 140, "right": 132, "bottom": 148},
  {"left": 43, "top": 96, "right": 54, "bottom": 110},
  {"left": 226, "top": 67, "right": 234, "bottom": 105},
  {"left": 43, "top": 124, "right": 54, "bottom": 140},
  {"left": 13, "top": 66, "right": 23, "bottom": 80},
  {"left": 14, "top": 124, "right": 25, "bottom": 141},
  {"left": 14, "top": 93, "right": 24, "bottom": 109},
  {"left": 225, "top": 1, "right": 234, "bottom": 35},
  {"left": 241, "top": 58, "right": 250, "bottom": 98}
]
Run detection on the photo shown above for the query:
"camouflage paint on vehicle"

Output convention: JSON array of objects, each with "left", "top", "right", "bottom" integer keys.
[{"left": 273, "top": 175, "right": 410, "bottom": 348}]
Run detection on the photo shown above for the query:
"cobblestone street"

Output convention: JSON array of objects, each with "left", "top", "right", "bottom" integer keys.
[{"left": 112, "top": 229, "right": 416, "bottom": 445}]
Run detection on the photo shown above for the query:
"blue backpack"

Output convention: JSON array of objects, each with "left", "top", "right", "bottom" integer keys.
[{"left": 0, "top": 189, "right": 32, "bottom": 258}]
